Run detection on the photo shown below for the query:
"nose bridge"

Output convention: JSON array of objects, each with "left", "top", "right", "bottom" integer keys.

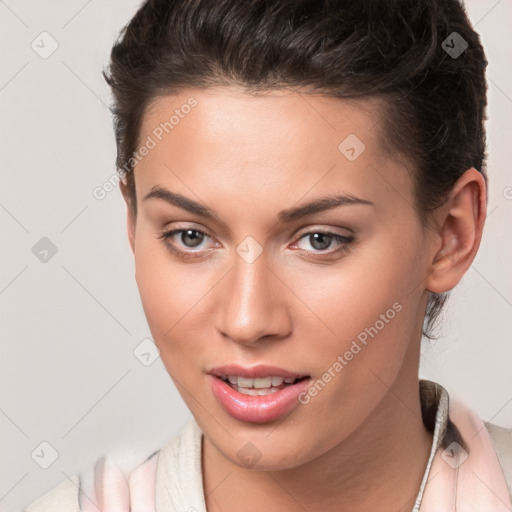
[{"left": 215, "top": 243, "right": 289, "bottom": 345}]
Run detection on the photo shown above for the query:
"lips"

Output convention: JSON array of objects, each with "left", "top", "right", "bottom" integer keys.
[{"left": 207, "top": 364, "right": 311, "bottom": 423}]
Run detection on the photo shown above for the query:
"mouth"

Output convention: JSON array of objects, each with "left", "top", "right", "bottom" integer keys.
[{"left": 206, "top": 365, "right": 312, "bottom": 423}]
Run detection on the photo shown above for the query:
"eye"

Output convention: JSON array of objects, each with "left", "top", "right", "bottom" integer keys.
[
  {"left": 158, "top": 226, "right": 354, "bottom": 260},
  {"left": 293, "top": 230, "right": 354, "bottom": 254},
  {"left": 158, "top": 227, "right": 216, "bottom": 257}
]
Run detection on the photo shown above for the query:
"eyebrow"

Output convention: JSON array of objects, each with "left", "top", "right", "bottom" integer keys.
[{"left": 143, "top": 185, "right": 374, "bottom": 224}]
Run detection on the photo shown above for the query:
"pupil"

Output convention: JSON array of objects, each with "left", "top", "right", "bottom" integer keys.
[
  {"left": 182, "top": 229, "right": 203, "bottom": 247},
  {"left": 310, "top": 233, "right": 331, "bottom": 250}
]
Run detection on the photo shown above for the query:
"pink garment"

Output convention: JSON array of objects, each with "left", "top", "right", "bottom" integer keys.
[
  {"left": 77, "top": 396, "right": 511, "bottom": 511},
  {"left": 79, "top": 450, "right": 159, "bottom": 512},
  {"left": 419, "top": 397, "right": 511, "bottom": 511}
]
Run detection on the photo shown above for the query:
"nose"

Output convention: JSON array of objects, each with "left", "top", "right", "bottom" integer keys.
[{"left": 214, "top": 247, "right": 292, "bottom": 347}]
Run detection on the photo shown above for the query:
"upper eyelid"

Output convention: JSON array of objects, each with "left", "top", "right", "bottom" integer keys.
[
  {"left": 163, "top": 224, "right": 350, "bottom": 238},
  {"left": 295, "top": 225, "right": 353, "bottom": 237},
  {"left": 163, "top": 221, "right": 352, "bottom": 236}
]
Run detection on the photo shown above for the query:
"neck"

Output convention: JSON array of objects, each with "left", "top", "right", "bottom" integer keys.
[{"left": 203, "top": 368, "right": 433, "bottom": 512}]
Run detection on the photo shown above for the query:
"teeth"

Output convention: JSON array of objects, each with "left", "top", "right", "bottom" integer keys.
[
  {"left": 222, "top": 376, "right": 296, "bottom": 388},
  {"left": 253, "top": 377, "right": 272, "bottom": 388},
  {"left": 271, "top": 376, "right": 284, "bottom": 386},
  {"left": 237, "top": 376, "right": 254, "bottom": 388}
]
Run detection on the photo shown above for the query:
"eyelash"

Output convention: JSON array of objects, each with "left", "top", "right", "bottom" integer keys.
[{"left": 158, "top": 227, "right": 354, "bottom": 260}]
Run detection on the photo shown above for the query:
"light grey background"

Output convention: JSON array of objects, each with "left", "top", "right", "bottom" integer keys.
[{"left": 0, "top": 1, "right": 510, "bottom": 510}]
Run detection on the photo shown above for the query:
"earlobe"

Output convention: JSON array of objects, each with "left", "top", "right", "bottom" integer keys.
[{"left": 425, "top": 167, "right": 486, "bottom": 294}]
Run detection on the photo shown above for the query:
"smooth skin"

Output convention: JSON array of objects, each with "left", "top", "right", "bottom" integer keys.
[{"left": 120, "top": 86, "right": 486, "bottom": 512}]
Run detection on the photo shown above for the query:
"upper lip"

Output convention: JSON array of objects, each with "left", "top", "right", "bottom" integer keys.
[{"left": 207, "top": 364, "right": 309, "bottom": 379}]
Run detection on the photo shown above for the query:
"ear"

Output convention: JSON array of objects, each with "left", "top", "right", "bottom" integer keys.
[
  {"left": 120, "top": 179, "right": 136, "bottom": 255},
  {"left": 425, "top": 167, "right": 487, "bottom": 294}
]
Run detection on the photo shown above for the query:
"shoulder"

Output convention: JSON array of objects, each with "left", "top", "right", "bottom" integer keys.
[
  {"left": 20, "top": 421, "right": 201, "bottom": 512},
  {"left": 158, "top": 418, "right": 202, "bottom": 461},
  {"left": 21, "top": 474, "right": 81, "bottom": 512},
  {"left": 20, "top": 447, "right": 161, "bottom": 511},
  {"left": 156, "top": 419, "right": 202, "bottom": 480},
  {"left": 484, "top": 421, "right": 512, "bottom": 496},
  {"left": 155, "top": 419, "right": 205, "bottom": 510}
]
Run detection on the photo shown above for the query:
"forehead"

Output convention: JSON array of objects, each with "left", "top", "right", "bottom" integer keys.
[
  {"left": 140, "top": 86, "right": 386, "bottom": 153},
  {"left": 134, "top": 86, "right": 413, "bottom": 216}
]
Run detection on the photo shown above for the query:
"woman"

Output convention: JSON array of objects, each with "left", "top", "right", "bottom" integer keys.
[{"left": 22, "top": 0, "right": 512, "bottom": 511}]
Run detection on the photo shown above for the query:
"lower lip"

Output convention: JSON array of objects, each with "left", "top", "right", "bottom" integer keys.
[{"left": 208, "top": 375, "right": 311, "bottom": 424}]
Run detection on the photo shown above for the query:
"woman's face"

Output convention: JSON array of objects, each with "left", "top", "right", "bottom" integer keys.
[{"left": 127, "top": 86, "right": 435, "bottom": 469}]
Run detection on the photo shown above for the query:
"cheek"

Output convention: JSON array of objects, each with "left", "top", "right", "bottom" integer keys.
[
  {"left": 282, "top": 244, "right": 421, "bottom": 456},
  {"left": 290, "top": 233, "right": 423, "bottom": 389},
  {"left": 287, "top": 236, "right": 417, "bottom": 341},
  {"left": 133, "top": 234, "right": 196, "bottom": 356}
]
